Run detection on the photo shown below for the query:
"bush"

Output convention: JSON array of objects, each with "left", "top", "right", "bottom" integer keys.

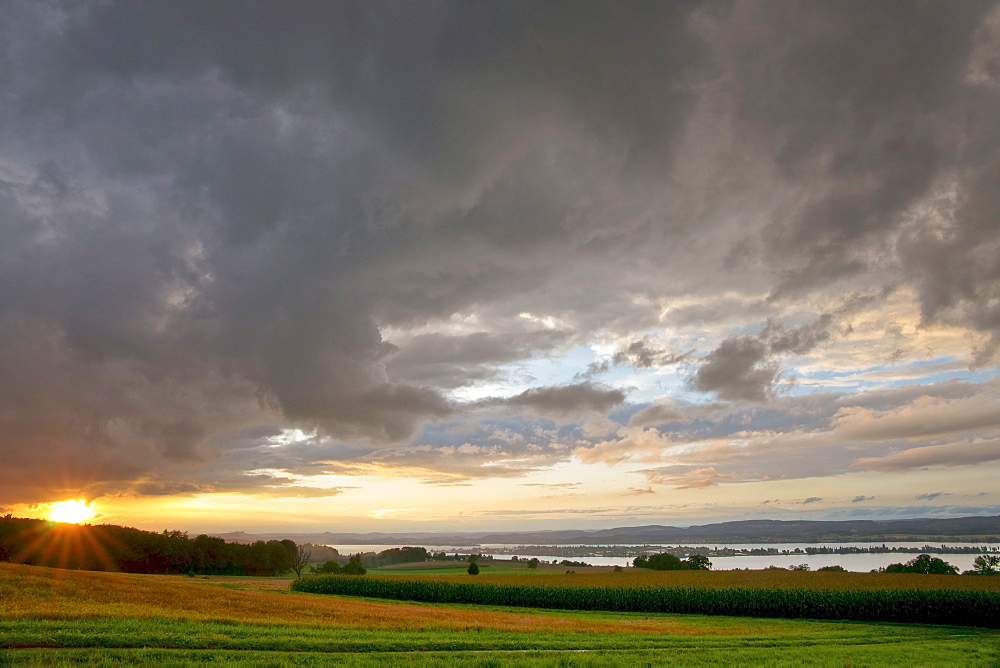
[{"left": 467, "top": 562, "right": 480, "bottom": 575}]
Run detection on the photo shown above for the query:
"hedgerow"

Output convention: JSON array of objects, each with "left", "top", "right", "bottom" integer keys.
[{"left": 290, "top": 576, "right": 1000, "bottom": 628}]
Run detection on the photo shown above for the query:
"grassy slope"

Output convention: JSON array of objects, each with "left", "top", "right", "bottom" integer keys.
[{"left": 1, "top": 563, "right": 998, "bottom": 666}]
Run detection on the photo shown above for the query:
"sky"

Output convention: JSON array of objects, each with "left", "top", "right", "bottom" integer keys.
[{"left": 2, "top": 0, "right": 1000, "bottom": 534}]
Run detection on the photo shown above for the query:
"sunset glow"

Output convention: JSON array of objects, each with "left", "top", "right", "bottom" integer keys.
[{"left": 47, "top": 500, "right": 97, "bottom": 525}]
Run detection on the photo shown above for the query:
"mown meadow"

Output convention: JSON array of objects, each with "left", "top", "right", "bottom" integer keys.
[{"left": 2, "top": 562, "right": 999, "bottom": 666}]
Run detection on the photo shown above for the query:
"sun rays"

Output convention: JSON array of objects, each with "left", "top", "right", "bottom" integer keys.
[{"left": 48, "top": 500, "right": 97, "bottom": 524}]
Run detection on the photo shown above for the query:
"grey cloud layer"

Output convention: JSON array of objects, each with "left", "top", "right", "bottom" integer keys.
[{"left": 1, "top": 1, "right": 999, "bottom": 503}]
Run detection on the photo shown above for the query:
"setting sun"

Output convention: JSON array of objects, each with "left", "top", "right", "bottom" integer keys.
[{"left": 48, "top": 500, "right": 97, "bottom": 524}]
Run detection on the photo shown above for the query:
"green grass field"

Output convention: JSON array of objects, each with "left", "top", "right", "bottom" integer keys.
[
  {"left": 2, "top": 563, "right": 998, "bottom": 666},
  {"left": 371, "top": 561, "right": 1000, "bottom": 590},
  {"left": 375, "top": 561, "right": 557, "bottom": 576}
]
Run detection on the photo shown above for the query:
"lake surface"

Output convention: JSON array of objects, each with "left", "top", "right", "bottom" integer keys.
[{"left": 324, "top": 542, "right": 996, "bottom": 573}]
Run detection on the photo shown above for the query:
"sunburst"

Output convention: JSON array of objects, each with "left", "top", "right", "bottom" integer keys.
[{"left": 48, "top": 499, "right": 97, "bottom": 524}]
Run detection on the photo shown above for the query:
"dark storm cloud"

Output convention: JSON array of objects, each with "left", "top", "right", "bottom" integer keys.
[
  {"left": 386, "top": 329, "right": 569, "bottom": 389},
  {"left": 489, "top": 383, "right": 627, "bottom": 417},
  {"left": 691, "top": 336, "right": 780, "bottom": 402},
  {"left": 720, "top": 1, "right": 1000, "bottom": 354},
  {"left": 0, "top": 0, "right": 717, "bottom": 502},
  {"left": 1, "top": 0, "right": 999, "bottom": 504}
]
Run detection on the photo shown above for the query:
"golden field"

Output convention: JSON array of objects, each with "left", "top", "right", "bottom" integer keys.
[{"left": 0, "top": 562, "right": 767, "bottom": 636}]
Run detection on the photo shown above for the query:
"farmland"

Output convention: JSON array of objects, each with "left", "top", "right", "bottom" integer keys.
[
  {"left": 292, "top": 570, "right": 1000, "bottom": 628},
  {"left": 2, "top": 563, "right": 999, "bottom": 665},
  {"left": 372, "top": 562, "right": 1000, "bottom": 591}
]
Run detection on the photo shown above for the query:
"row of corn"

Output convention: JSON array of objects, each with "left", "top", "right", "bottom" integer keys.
[{"left": 290, "top": 575, "right": 1000, "bottom": 627}]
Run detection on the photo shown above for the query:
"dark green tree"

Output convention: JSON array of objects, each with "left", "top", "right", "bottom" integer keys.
[
  {"left": 342, "top": 555, "right": 367, "bottom": 575},
  {"left": 467, "top": 561, "right": 480, "bottom": 575},
  {"left": 319, "top": 560, "right": 341, "bottom": 573},
  {"left": 685, "top": 555, "right": 712, "bottom": 570},
  {"left": 885, "top": 554, "right": 957, "bottom": 575},
  {"left": 637, "top": 552, "right": 683, "bottom": 570},
  {"left": 967, "top": 554, "right": 1000, "bottom": 575}
]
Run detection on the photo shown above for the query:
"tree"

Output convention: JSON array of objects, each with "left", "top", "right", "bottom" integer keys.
[
  {"left": 967, "top": 554, "right": 1000, "bottom": 575},
  {"left": 817, "top": 565, "right": 846, "bottom": 572},
  {"left": 289, "top": 543, "right": 312, "bottom": 578},
  {"left": 374, "top": 546, "right": 429, "bottom": 567},
  {"left": 908, "top": 554, "right": 957, "bottom": 575},
  {"left": 885, "top": 554, "right": 957, "bottom": 575},
  {"left": 636, "top": 552, "right": 683, "bottom": 571},
  {"left": 467, "top": 562, "right": 480, "bottom": 575},
  {"left": 527, "top": 557, "right": 540, "bottom": 570},
  {"left": 319, "top": 560, "right": 341, "bottom": 574},
  {"left": 685, "top": 555, "right": 712, "bottom": 571},
  {"left": 342, "top": 555, "right": 367, "bottom": 575}
]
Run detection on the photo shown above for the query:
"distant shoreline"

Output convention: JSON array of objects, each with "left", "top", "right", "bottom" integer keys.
[{"left": 211, "top": 514, "right": 1000, "bottom": 547}]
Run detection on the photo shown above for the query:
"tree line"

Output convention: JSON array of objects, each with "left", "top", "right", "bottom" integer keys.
[
  {"left": 882, "top": 553, "right": 1000, "bottom": 576},
  {"left": 634, "top": 549, "right": 1000, "bottom": 576},
  {"left": 313, "top": 546, "right": 436, "bottom": 575},
  {"left": 0, "top": 515, "right": 300, "bottom": 575},
  {"left": 633, "top": 553, "right": 712, "bottom": 570}
]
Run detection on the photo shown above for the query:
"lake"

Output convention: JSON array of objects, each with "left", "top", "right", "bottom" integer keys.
[{"left": 323, "top": 542, "right": 996, "bottom": 573}]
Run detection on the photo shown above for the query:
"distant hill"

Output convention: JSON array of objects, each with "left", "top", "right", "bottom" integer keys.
[{"left": 211, "top": 515, "right": 1000, "bottom": 546}]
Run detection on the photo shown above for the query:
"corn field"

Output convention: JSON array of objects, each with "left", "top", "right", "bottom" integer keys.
[{"left": 291, "top": 575, "right": 1000, "bottom": 628}]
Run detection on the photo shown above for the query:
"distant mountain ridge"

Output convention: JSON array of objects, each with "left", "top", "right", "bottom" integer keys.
[{"left": 211, "top": 515, "right": 1000, "bottom": 546}]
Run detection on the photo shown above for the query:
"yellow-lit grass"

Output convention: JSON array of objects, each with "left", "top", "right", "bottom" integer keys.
[
  {"left": 0, "top": 563, "right": 772, "bottom": 636},
  {"left": 380, "top": 567, "right": 1000, "bottom": 592}
]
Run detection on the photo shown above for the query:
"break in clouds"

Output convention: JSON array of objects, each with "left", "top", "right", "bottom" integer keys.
[{"left": 1, "top": 1, "right": 999, "bottom": 514}]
